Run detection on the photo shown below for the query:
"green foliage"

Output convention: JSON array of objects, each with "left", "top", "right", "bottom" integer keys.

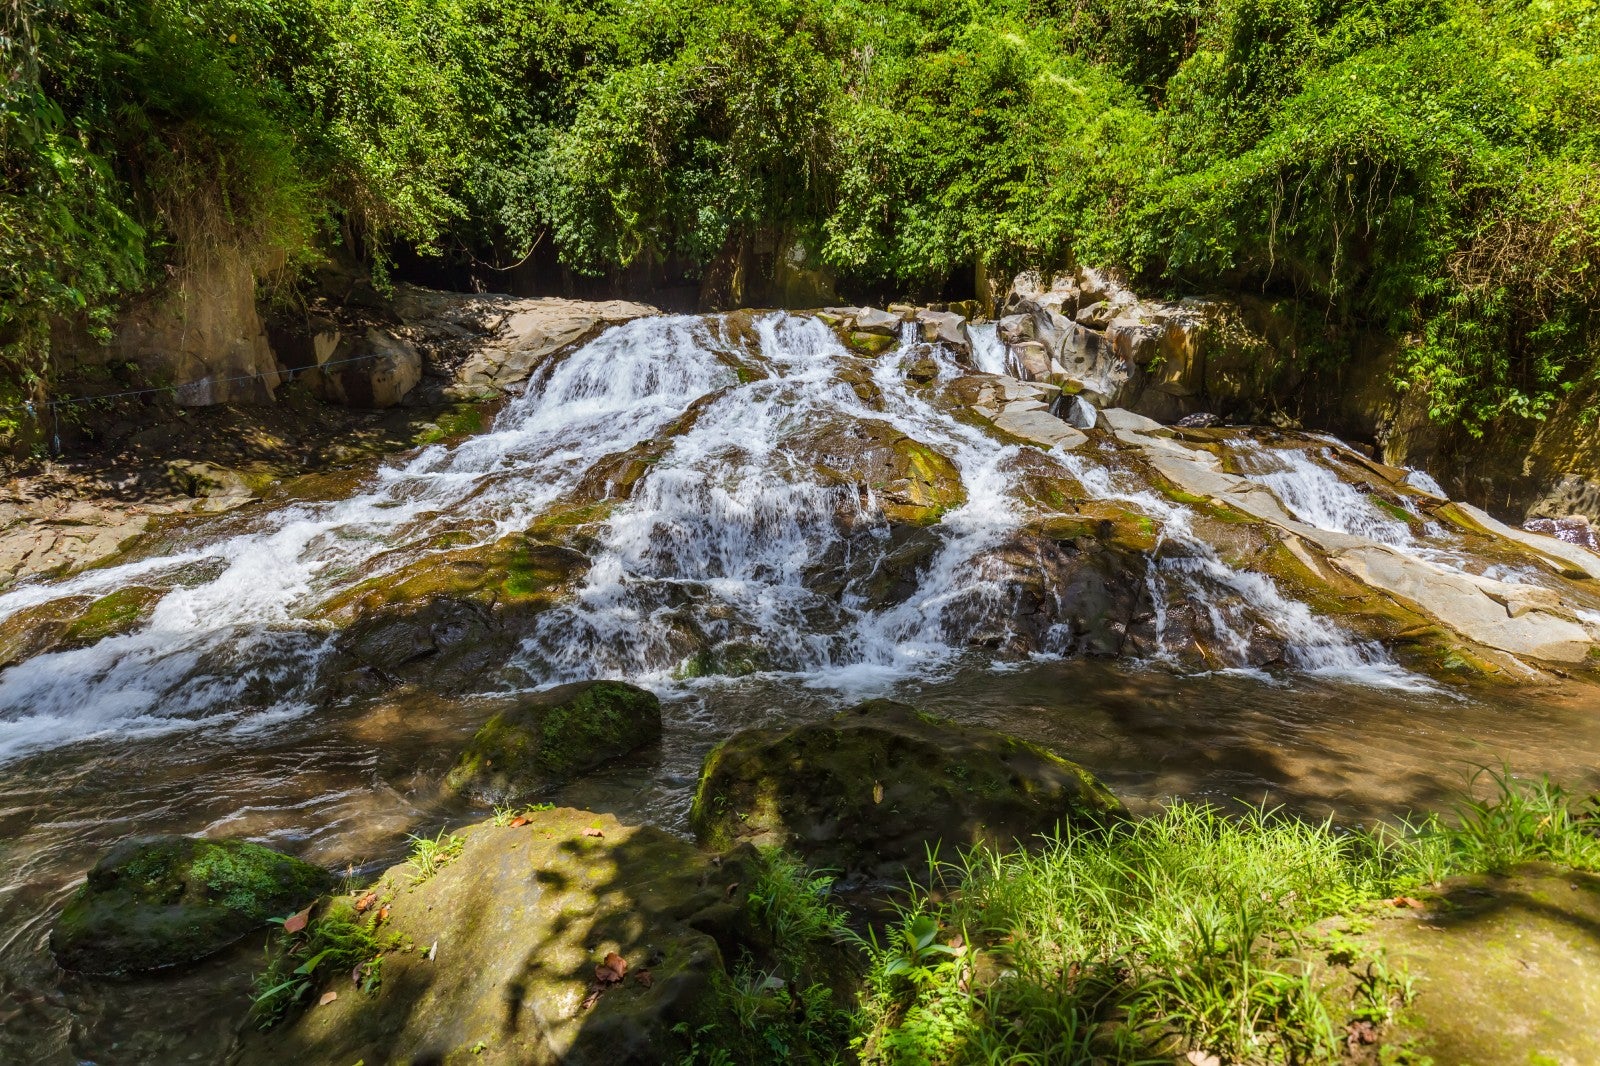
[
  {"left": 250, "top": 899, "right": 385, "bottom": 1028},
  {"left": 403, "top": 829, "right": 464, "bottom": 883},
  {"left": 679, "top": 847, "right": 853, "bottom": 1064},
  {"left": 1403, "top": 765, "right": 1600, "bottom": 875},
  {"left": 7, "top": 0, "right": 1599, "bottom": 435}
]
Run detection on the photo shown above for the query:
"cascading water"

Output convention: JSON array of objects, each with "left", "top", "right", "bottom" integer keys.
[
  {"left": 522, "top": 315, "right": 1035, "bottom": 687},
  {"left": 0, "top": 312, "right": 1436, "bottom": 765},
  {"left": 1231, "top": 441, "right": 1417, "bottom": 547},
  {"left": 0, "top": 316, "right": 733, "bottom": 762},
  {"left": 1053, "top": 449, "right": 1425, "bottom": 687}
]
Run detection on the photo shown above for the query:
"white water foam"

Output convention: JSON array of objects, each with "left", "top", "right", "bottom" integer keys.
[{"left": 0, "top": 313, "right": 1437, "bottom": 762}]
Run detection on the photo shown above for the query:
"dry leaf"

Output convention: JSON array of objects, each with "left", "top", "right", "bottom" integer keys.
[
  {"left": 634, "top": 969, "right": 654, "bottom": 989},
  {"left": 1390, "top": 896, "right": 1425, "bottom": 909},
  {"left": 872, "top": 781, "right": 884, "bottom": 804},
  {"left": 283, "top": 906, "right": 312, "bottom": 935},
  {"left": 582, "top": 828, "right": 604, "bottom": 838},
  {"left": 595, "top": 952, "right": 627, "bottom": 984},
  {"left": 1185, "top": 1052, "right": 1220, "bottom": 1066},
  {"left": 376, "top": 906, "right": 390, "bottom": 924},
  {"left": 318, "top": 990, "right": 338, "bottom": 1006},
  {"left": 509, "top": 815, "right": 529, "bottom": 828},
  {"left": 580, "top": 986, "right": 604, "bottom": 1011},
  {"left": 724, "top": 881, "right": 740, "bottom": 899},
  {"left": 354, "top": 891, "right": 378, "bottom": 913}
]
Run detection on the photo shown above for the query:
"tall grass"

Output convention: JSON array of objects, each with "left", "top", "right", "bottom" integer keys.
[{"left": 853, "top": 769, "right": 1600, "bottom": 1064}]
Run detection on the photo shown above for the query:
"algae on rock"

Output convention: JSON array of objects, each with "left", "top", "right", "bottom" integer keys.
[
  {"left": 690, "top": 700, "right": 1124, "bottom": 881},
  {"left": 445, "top": 680, "right": 662, "bottom": 802},
  {"left": 51, "top": 836, "right": 333, "bottom": 974}
]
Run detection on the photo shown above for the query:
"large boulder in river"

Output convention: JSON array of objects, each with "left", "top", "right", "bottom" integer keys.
[
  {"left": 445, "top": 681, "right": 662, "bottom": 802},
  {"left": 690, "top": 700, "right": 1124, "bottom": 881},
  {"left": 232, "top": 809, "right": 761, "bottom": 1066},
  {"left": 50, "top": 836, "right": 332, "bottom": 974}
]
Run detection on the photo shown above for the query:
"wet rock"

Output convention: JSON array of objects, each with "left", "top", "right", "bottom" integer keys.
[
  {"left": 791, "top": 417, "right": 967, "bottom": 525},
  {"left": 1523, "top": 515, "right": 1599, "bottom": 551},
  {"left": 323, "top": 535, "right": 588, "bottom": 692},
  {"left": 991, "top": 405, "right": 1087, "bottom": 450},
  {"left": 51, "top": 836, "right": 332, "bottom": 974},
  {"left": 444, "top": 681, "right": 662, "bottom": 802},
  {"left": 690, "top": 700, "right": 1124, "bottom": 881},
  {"left": 914, "top": 309, "right": 970, "bottom": 353},
  {"left": 232, "top": 809, "right": 762, "bottom": 1066}
]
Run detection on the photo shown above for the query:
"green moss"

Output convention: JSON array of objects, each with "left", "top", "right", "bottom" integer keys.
[
  {"left": 847, "top": 331, "right": 896, "bottom": 355},
  {"left": 51, "top": 836, "right": 332, "bottom": 975},
  {"left": 62, "top": 586, "right": 163, "bottom": 645},
  {"left": 535, "top": 681, "right": 661, "bottom": 777},
  {"left": 445, "top": 681, "right": 663, "bottom": 801},
  {"left": 414, "top": 404, "right": 486, "bottom": 446}
]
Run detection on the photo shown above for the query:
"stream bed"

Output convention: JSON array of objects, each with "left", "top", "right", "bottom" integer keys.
[{"left": 2, "top": 312, "right": 1598, "bottom": 1063}]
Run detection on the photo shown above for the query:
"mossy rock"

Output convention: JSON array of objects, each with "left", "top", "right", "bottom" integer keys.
[
  {"left": 50, "top": 836, "right": 333, "bottom": 974},
  {"left": 792, "top": 417, "right": 967, "bottom": 526},
  {"left": 690, "top": 700, "right": 1124, "bottom": 881},
  {"left": 232, "top": 809, "right": 762, "bottom": 1066},
  {"left": 445, "top": 680, "right": 663, "bottom": 802}
]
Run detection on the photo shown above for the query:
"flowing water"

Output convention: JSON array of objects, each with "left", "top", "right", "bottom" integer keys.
[{"left": 1, "top": 313, "right": 1597, "bottom": 1063}]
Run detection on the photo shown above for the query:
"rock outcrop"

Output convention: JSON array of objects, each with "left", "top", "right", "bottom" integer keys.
[
  {"left": 690, "top": 700, "right": 1124, "bottom": 880},
  {"left": 50, "top": 836, "right": 332, "bottom": 974},
  {"left": 391, "top": 286, "right": 659, "bottom": 396},
  {"left": 1096, "top": 409, "right": 1600, "bottom": 665},
  {"left": 231, "top": 809, "right": 765, "bottom": 1066}
]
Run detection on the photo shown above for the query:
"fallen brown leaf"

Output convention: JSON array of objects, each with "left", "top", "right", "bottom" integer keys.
[
  {"left": 580, "top": 986, "right": 604, "bottom": 1011},
  {"left": 318, "top": 990, "right": 338, "bottom": 1006},
  {"left": 354, "top": 891, "right": 378, "bottom": 913},
  {"left": 582, "top": 828, "right": 604, "bottom": 838},
  {"left": 376, "top": 906, "right": 390, "bottom": 924},
  {"left": 1390, "top": 896, "right": 1425, "bottom": 909},
  {"left": 595, "top": 952, "right": 627, "bottom": 984},
  {"left": 509, "top": 815, "right": 529, "bottom": 828},
  {"left": 634, "top": 969, "right": 653, "bottom": 989},
  {"left": 724, "top": 881, "right": 740, "bottom": 899},
  {"left": 283, "top": 906, "right": 312, "bottom": 935},
  {"left": 1185, "top": 1051, "right": 1220, "bottom": 1066}
]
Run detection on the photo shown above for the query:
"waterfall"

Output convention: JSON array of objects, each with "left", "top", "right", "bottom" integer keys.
[
  {"left": 1054, "top": 451, "right": 1424, "bottom": 688},
  {"left": 0, "top": 313, "right": 1437, "bottom": 763},
  {"left": 1230, "top": 441, "right": 1416, "bottom": 547},
  {"left": 967, "top": 322, "right": 1016, "bottom": 377}
]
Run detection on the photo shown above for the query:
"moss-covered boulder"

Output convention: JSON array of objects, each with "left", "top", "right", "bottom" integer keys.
[
  {"left": 445, "top": 680, "right": 662, "bottom": 802},
  {"left": 50, "top": 836, "right": 333, "bottom": 974},
  {"left": 231, "top": 808, "right": 763, "bottom": 1066},
  {"left": 690, "top": 700, "right": 1124, "bottom": 880}
]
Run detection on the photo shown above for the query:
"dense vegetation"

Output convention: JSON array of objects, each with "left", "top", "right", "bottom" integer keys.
[{"left": 3, "top": 0, "right": 1597, "bottom": 430}]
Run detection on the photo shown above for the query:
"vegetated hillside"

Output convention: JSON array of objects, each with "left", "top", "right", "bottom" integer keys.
[{"left": 3, "top": 0, "right": 1596, "bottom": 434}]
